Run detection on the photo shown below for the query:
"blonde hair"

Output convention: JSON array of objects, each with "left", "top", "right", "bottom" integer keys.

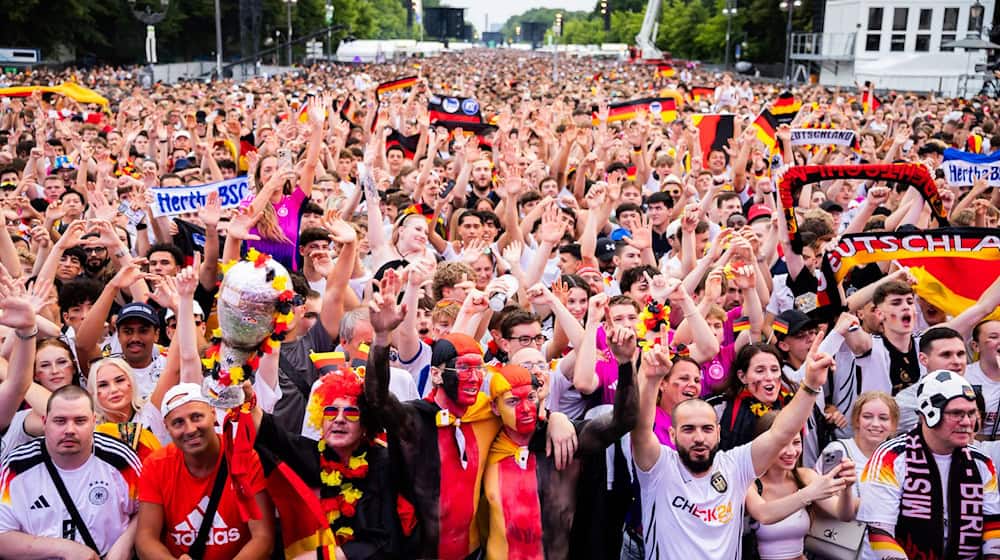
[
  {"left": 87, "top": 357, "right": 145, "bottom": 422},
  {"left": 850, "top": 391, "right": 899, "bottom": 433}
]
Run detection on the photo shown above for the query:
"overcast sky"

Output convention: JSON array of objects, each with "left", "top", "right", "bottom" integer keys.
[{"left": 445, "top": 0, "right": 596, "bottom": 32}]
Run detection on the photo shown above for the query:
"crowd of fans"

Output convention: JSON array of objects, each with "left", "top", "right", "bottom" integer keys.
[{"left": 0, "top": 49, "right": 997, "bottom": 559}]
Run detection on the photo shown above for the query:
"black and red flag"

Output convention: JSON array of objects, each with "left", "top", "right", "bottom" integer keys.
[
  {"left": 386, "top": 129, "right": 421, "bottom": 159},
  {"left": 691, "top": 114, "right": 736, "bottom": 156}
]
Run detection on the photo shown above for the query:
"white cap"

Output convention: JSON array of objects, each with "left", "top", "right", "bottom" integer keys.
[
  {"left": 161, "top": 383, "right": 212, "bottom": 419},
  {"left": 164, "top": 301, "right": 205, "bottom": 322}
]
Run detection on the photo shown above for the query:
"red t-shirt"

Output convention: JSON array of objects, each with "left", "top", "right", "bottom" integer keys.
[{"left": 138, "top": 441, "right": 265, "bottom": 560}]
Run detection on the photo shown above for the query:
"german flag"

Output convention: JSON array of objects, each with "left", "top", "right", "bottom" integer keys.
[
  {"left": 733, "top": 316, "right": 751, "bottom": 333},
  {"left": 428, "top": 94, "right": 494, "bottom": 132},
  {"left": 386, "top": 129, "right": 422, "bottom": 159},
  {"left": 657, "top": 63, "right": 675, "bottom": 78},
  {"left": 689, "top": 85, "right": 715, "bottom": 102},
  {"left": 691, "top": 114, "right": 735, "bottom": 156},
  {"left": 771, "top": 317, "right": 789, "bottom": 336},
  {"left": 862, "top": 90, "right": 881, "bottom": 112},
  {"left": 771, "top": 91, "right": 800, "bottom": 125},
  {"left": 376, "top": 75, "right": 419, "bottom": 99},
  {"left": 310, "top": 351, "right": 347, "bottom": 374},
  {"left": 968, "top": 133, "right": 984, "bottom": 154},
  {"left": 592, "top": 97, "right": 678, "bottom": 125},
  {"left": 751, "top": 110, "right": 780, "bottom": 154}
]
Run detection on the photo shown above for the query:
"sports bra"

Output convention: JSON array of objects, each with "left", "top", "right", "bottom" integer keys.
[{"left": 755, "top": 507, "right": 809, "bottom": 560}]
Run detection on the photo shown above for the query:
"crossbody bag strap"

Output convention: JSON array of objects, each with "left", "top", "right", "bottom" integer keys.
[
  {"left": 187, "top": 457, "right": 229, "bottom": 560},
  {"left": 41, "top": 447, "right": 100, "bottom": 555}
]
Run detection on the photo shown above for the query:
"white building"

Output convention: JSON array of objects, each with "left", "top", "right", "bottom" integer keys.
[{"left": 792, "top": 0, "right": 996, "bottom": 96}]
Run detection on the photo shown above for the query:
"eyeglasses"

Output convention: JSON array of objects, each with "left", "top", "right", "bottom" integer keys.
[
  {"left": 943, "top": 409, "right": 979, "bottom": 423},
  {"left": 517, "top": 361, "right": 549, "bottom": 372},
  {"left": 443, "top": 365, "right": 486, "bottom": 380},
  {"left": 83, "top": 247, "right": 107, "bottom": 254},
  {"left": 323, "top": 405, "right": 361, "bottom": 422},
  {"left": 507, "top": 334, "right": 546, "bottom": 346}
]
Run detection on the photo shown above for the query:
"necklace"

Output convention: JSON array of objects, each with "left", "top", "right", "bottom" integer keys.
[{"left": 318, "top": 446, "right": 369, "bottom": 545}]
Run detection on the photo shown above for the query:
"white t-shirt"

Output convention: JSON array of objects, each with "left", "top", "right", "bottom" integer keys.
[
  {"left": 546, "top": 363, "right": 588, "bottom": 421},
  {"left": 965, "top": 361, "right": 1000, "bottom": 438},
  {"left": 0, "top": 410, "right": 35, "bottom": 463},
  {"left": 102, "top": 337, "right": 167, "bottom": 402},
  {"left": 858, "top": 435, "right": 1000, "bottom": 555},
  {"left": 634, "top": 439, "right": 756, "bottom": 559},
  {"left": 0, "top": 434, "right": 141, "bottom": 556}
]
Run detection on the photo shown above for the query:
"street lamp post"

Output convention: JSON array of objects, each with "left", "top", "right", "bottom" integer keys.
[
  {"left": 780, "top": 0, "right": 802, "bottom": 84},
  {"left": 553, "top": 13, "right": 563, "bottom": 81},
  {"left": 969, "top": 0, "right": 985, "bottom": 38},
  {"left": 213, "top": 0, "right": 223, "bottom": 77},
  {"left": 284, "top": 0, "right": 297, "bottom": 66},
  {"left": 723, "top": 0, "right": 737, "bottom": 69}
]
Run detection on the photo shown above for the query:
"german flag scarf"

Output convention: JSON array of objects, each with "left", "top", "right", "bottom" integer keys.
[
  {"left": 592, "top": 97, "right": 678, "bottom": 125},
  {"left": 896, "top": 427, "right": 985, "bottom": 559},
  {"left": 719, "top": 388, "right": 794, "bottom": 450},
  {"left": 828, "top": 227, "right": 1000, "bottom": 322}
]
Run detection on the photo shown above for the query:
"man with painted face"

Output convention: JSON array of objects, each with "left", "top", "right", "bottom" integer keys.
[
  {"left": 483, "top": 326, "right": 638, "bottom": 560},
  {"left": 363, "top": 279, "right": 577, "bottom": 560},
  {"left": 859, "top": 370, "right": 1000, "bottom": 560}
]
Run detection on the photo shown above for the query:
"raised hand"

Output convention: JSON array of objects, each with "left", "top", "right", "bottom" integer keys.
[
  {"left": 638, "top": 343, "right": 673, "bottom": 381},
  {"left": 802, "top": 326, "right": 832, "bottom": 389},
  {"left": 175, "top": 252, "right": 201, "bottom": 299},
  {"left": 226, "top": 207, "right": 263, "bottom": 241},
  {"left": 202, "top": 191, "right": 222, "bottom": 229},
  {"left": 607, "top": 325, "right": 638, "bottom": 363},
  {"left": 324, "top": 215, "right": 358, "bottom": 244},
  {"left": 645, "top": 272, "right": 680, "bottom": 304},
  {"left": 537, "top": 203, "right": 566, "bottom": 245},
  {"left": 110, "top": 258, "right": 152, "bottom": 291},
  {"left": 150, "top": 274, "right": 180, "bottom": 312},
  {"left": 369, "top": 270, "right": 407, "bottom": 335},
  {"left": 625, "top": 213, "right": 653, "bottom": 251}
]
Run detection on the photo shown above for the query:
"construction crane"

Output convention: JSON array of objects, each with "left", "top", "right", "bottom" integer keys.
[{"left": 635, "top": 0, "right": 662, "bottom": 60}]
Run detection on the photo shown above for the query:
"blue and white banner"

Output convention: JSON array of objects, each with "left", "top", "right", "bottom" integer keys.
[
  {"left": 942, "top": 148, "right": 1000, "bottom": 186},
  {"left": 149, "top": 176, "right": 251, "bottom": 217}
]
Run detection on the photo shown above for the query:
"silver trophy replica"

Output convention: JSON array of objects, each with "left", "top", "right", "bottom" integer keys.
[{"left": 203, "top": 256, "right": 292, "bottom": 408}]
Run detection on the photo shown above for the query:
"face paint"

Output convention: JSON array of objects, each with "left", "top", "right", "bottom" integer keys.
[
  {"left": 442, "top": 353, "right": 485, "bottom": 405},
  {"left": 497, "top": 384, "right": 539, "bottom": 435}
]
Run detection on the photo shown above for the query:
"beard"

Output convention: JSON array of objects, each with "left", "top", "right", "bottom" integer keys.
[{"left": 677, "top": 443, "right": 719, "bottom": 474}]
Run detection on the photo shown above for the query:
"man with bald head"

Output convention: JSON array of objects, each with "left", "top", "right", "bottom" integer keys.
[{"left": 630, "top": 333, "right": 834, "bottom": 558}]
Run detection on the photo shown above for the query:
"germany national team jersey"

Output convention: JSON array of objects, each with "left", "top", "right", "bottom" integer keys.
[{"left": 0, "top": 433, "right": 141, "bottom": 556}]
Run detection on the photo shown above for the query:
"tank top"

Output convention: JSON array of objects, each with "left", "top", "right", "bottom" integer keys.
[{"left": 756, "top": 507, "right": 809, "bottom": 560}]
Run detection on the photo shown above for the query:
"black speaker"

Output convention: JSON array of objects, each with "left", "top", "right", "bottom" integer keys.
[{"left": 423, "top": 7, "right": 465, "bottom": 39}]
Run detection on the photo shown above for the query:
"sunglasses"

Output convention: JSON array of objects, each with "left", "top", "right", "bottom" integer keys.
[{"left": 323, "top": 405, "right": 361, "bottom": 422}]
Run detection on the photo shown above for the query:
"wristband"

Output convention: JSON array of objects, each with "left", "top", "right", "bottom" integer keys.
[
  {"left": 135, "top": 223, "right": 148, "bottom": 231},
  {"left": 15, "top": 326, "right": 38, "bottom": 340},
  {"left": 799, "top": 382, "right": 821, "bottom": 395}
]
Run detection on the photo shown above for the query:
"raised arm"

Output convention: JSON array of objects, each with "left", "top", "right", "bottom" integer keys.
[
  {"left": 395, "top": 256, "right": 435, "bottom": 363},
  {"left": 573, "top": 294, "right": 607, "bottom": 394},
  {"left": 297, "top": 98, "right": 328, "bottom": 197},
  {"left": 74, "top": 259, "right": 150, "bottom": 367},
  {"left": 319, "top": 217, "right": 359, "bottom": 342},
  {"left": 175, "top": 254, "right": 205, "bottom": 384},
  {"left": 577, "top": 326, "right": 639, "bottom": 456},
  {"left": 751, "top": 328, "right": 832, "bottom": 475},
  {"left": 198, "top": 190, "right": 221, "bottom": 291},
  {"left": 0, "top": 275, "right": 40, "bottom": 432},
  {"left": 630, "top": 343, "right": 673, "bottom": 472}
]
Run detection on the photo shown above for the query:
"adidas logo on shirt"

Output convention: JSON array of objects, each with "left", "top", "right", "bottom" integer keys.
[
  {"left": 29, "top": 495, "right": 51, "bottom": 510},
  {"left": 170, "top": 496, "right": 241, "bottom": 547}
]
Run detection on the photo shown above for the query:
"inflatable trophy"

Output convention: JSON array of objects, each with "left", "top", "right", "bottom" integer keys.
[{"left": 203, "top": 250, "right": 294, "bottom": 408}]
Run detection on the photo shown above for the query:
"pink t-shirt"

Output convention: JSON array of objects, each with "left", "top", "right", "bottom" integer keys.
[
  {"left": 653, "top": 407, "right": 674, "bottom": 448},
  {"left": 700, "top": 342, "right": 736, "bottom": 398},
  {"left": 246, "top": 187, "right": 307, "bottom": 271},
  {"left": 595, "top": 325, "right": 674, "bottom": 405}
]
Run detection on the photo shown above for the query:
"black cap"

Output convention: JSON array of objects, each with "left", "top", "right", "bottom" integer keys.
[
  {"left": 595, "top": 237, "right": 618, "bottom": 261},
  {"left": 117, "top": 302, "right": 160, "bottom": 329},
  {"left": 819, "top": 200, "right": 843, "bottom": 214},
  {"left": 775, "top": 309, "right": 816, "bottom": 338}
]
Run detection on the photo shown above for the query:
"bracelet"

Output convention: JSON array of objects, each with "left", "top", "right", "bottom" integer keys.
[
  {"left": 135, "top": 223, "right": 148, "bottom": 231},
  {"left": 15, "top": 326, "right": 38, "bottom": 340},
  {"left": 799, "top": 382, "right": 821, "bottom": 395}
]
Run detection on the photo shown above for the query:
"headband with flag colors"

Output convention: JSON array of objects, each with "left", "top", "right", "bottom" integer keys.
[
  {"left": 777, "top": 164, "right": 948, "bottom": 253},
  {"left": 827, "top": 228, "right": 1000, "bottom": 322},
  {"left": 593, "top": 97, "right": 678, "bottom": 125},
  {"left": 691, "top": 114, "right": 736, "bottom": 157},
  {"left": 376, "top": 75, "right": 419, "bottom": 99}
]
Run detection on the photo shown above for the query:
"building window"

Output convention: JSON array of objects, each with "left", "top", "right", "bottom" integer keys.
[
  {"left": 943, "top": 7, "right": 959, "bottom": 30},
  {"left": 890, "top": 35, "right": 906, "bottom": 51},
  {"left": 866, "top": 34, "right": 882, "bottom": 51},
  {"left": 918, "top": 8, "right": 932, "bottom": 30},
  {"left": 915, "top": 35, "right": 931, "bottom": 51},
  {"left": 868, "top": 7, "right": 884, "bottom": 30},
  {"left": 893, "top": 8, "right": 908, "bottom": 30}
]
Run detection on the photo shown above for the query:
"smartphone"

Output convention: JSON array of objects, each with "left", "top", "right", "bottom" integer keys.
[
  {"left": 821, "top": 448, "right": 844, "bottom": 475},
  {"left": 277, "top": 148, "right": 293, "bottom": 169},
  {"left": 438, "top": 178, "right": 457, "bottom": 199}
]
